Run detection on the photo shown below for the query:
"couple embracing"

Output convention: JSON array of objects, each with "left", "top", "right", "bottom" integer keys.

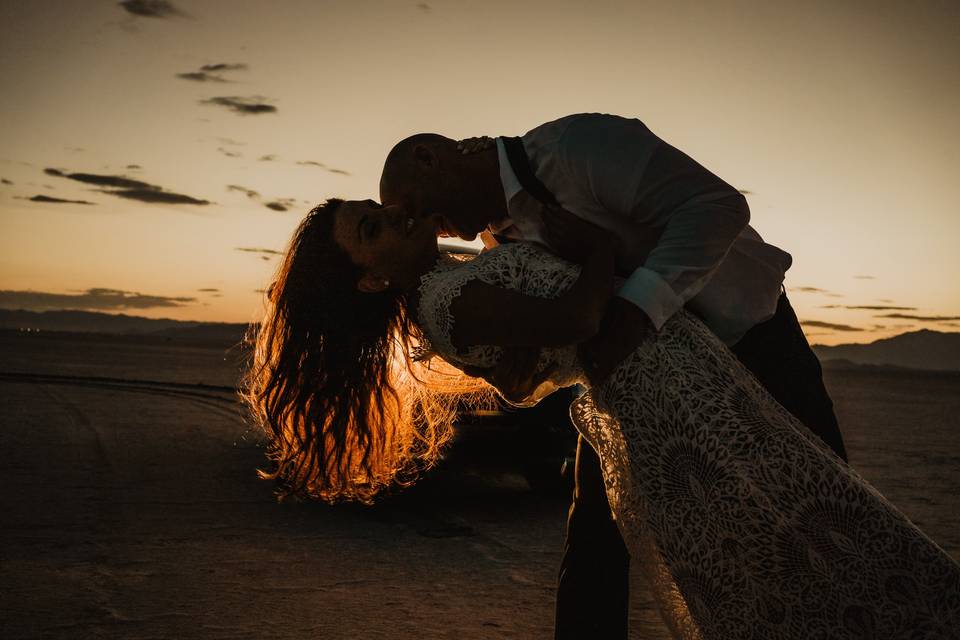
[{"left": 244, "top": 113, "right": 959, "bottom": 639}]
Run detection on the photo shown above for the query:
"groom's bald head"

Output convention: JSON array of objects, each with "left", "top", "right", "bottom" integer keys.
[
  {"left": 379, "top": 133, "right": 456, "bottom": 201},
  {"left": 380, "top": 132, "right": 505, "bottom": 240}
]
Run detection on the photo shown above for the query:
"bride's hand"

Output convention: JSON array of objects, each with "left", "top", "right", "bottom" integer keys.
[
  {"left": 542, "top": 205, "right": 619, "bottom": 263},
  {"left": 456, "top": 136, "right": 495, "bottom": 155}
]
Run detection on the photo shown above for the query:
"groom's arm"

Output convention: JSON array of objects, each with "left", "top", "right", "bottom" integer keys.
[
  {"left": 553, "top": 115, "right": 750, "bottom": 382},
  {"left": 557, "top": 115, "right": 750, "bottom": 330}
]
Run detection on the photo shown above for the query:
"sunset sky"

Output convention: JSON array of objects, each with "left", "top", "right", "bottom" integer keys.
[{"left": 1, "top": 0, "right": 958, "bottom": 345}]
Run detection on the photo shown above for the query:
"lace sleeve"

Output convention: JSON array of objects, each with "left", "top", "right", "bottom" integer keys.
[{"left": 416, "top": 258, "right": 481, "bottom": 363}]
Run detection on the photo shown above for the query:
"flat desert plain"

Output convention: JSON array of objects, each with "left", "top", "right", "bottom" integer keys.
[{"left": 1, "top": 330, "right": 958, "bottom": 639}]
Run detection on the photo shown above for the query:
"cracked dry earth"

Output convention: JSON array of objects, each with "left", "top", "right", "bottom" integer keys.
[{"left": 1, "top": 332, "right": 958, "bottom": 639}]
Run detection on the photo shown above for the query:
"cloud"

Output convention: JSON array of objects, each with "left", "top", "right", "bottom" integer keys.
[
  {"left": 854, "top": 275, "right": 875, "bottom": 280},
  {"left": 215, "top": 137, "right": 245, "bottom": 146},
  {"left": 217, "top": 147, "right": 242, "bottom": 158},
  {"left": 201, "top": 63, "right": 248, "bottom": 73},
  {"left": 177, "top": 71, "right": 228, "bottom": 83},
  {"left": 19, "top": 195, "right": 97, "bottom": 205},
  {"left": 792, "top": 286, "right": 827, "bottom": 293},
  {"left": 236, "top": 247, "right": 282, "bottom": 261},
  {"left": 819, "top": 305, "right": 917, "bottom": 311},
  {"left": 1, "top": 178, "right": 12, "bottom": 185},
  {"left": 197, "top": 288, "right": 220, "bottom": 293},
  {"left": 942, "top": 322, "right": 960, "bottom": 328},
  {"left": 45, "top": 168, "right": 147, "bottom": 189},
  {"left": 875, "top": 313, "right": 960, "bottom": 322},
  {"left": 296, "top": 160, "right": 351, "bottom": 176},
  {"left": 200, "top": 96, "right": 277, "bottom": 115},
  {"left": 118, "top": 0, "right": 184, "bottom": 18},
  {"left": 106, "top": 189, "right": 209, "bottom": 205},
  {"left": 800, "top": 320, "right": 864, "bottom": 332},
  {"left": 737, "top": 189, "right": 752, "bottom": 195},
  {"left": 0, "top": 287, "right": 195, "bottom": 311},
  {"left": 176, "top": 63, "right": 248, "bottom": 84},
  {"left": 417, "top": 3, "right": 432, "bottom": 11},
  {"left": 264, "top": 198, "right": 297, "bottom": 212},
  {"left": 227, "top": 185, "right": 296, "bottom": 212},
  {"left": 45, "top": 167, "right": 211, "bottom": 205},
  {"left": 258, "top": 154, "right": 278, "bottom": 162},
  {"left": 228, "top": 184, "right": 260, "bottom": 199},
  {"left": 126, "top": 164, "right": 141, "bottom": 170}
]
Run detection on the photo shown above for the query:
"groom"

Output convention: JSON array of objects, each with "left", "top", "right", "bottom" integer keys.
[{"left": 380, "top": 113, "right": 847, "bottom": 639}]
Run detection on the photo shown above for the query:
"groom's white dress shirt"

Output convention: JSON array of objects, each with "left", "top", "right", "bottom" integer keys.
[{"left": 489, "top": 113, "right": 793, "bottom": 346}]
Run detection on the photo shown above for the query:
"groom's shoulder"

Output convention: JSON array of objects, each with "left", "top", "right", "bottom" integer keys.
[
  {"left": 526, "top": 112, "right": 650, "bottom": 135},
  {"left": 524, "top": 112, "right": 654, "bottom": 148}
]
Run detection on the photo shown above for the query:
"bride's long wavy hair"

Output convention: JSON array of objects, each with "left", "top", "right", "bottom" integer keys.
[{"left": 240, "top": 199, "right": 491, "bottom": 503}]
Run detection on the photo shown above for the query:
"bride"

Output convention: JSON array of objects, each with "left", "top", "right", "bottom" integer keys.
[{"left": 242, "top": 197, "right": 960, "bottom": 639}]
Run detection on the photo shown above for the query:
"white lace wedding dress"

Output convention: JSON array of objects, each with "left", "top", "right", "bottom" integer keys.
[{"left": 416, "top": 242, "right": 960, "bottom": 640}]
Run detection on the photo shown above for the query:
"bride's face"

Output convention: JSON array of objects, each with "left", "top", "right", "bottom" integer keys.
[{"left": 333, "top": 199, "right": 440, "bottom": 293}]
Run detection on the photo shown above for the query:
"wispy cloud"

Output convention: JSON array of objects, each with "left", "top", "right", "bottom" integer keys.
[
  {"left": 265, "top": 199, "right": 297, "bottom": 212},
  {"left": 215, "top": 137, "right": 245, "bottom": 146},
  {"left": 227, "top": 185, "right": 297, "bottom": 212},
  {"left": 176, "top": 63, "right": 248, "bottom": 83},
  {"left": 296, "top": 160, "right": 351, "bottom": 176},
  {"left": 737, "top": 188, "right": 752, "bottom": 195},
  {"left": 1, "top": 178, "right": 13, "bottom": 185},
  {"left": 228, "top": 184, "right": 260, "bottom": 199},
  {"left": 800, "top": 320, "right": 864, "bottom": 332},
  {"left": 126, "top": 164, "right": 141, "bottom": 170},
  {"left": 258, "top": 154, "right": 278, "bottom": 162},
  {"left": 875, "top": 313, "right": 960, "bottom": 322},
  {"left": 820, "top": 305, "right": 917, "bottom": 311},
  {"left": 236, "top": 247, "right": 282, "bottom": 261},
  {"left": 416, "top": 3, "right": 432, "bottom": 12},
  {"left": 201, "top": 63, "right": 248, "bottom": 73},
  {"left": 18, "top": 195, "right": 97, "bottom": 205},
  {"left": 197, "top": 288, "right": 220, "bottom": 293},
  {"left": 45, "top": 168, "right": 211, "bottom": 205},
  {"left": 119, "top": 0, "right": 185, "bottom": 19},
  {"left": 0, "top": 287, "right": 195, "bottom": 311},
  {"left": 200, "top": 96, "right": 277, "bottom": 115},
  {"left": 217, "top": 147, "right": 242, "bottom": 158},
  {"left": 792, "top": 286, "right": 828, "bottom": 293},
  {"left": 178, "top": 71, "right": 228, "bottom": 83},
  {"left": 854, "top": 275, "right": 875, "bottom": 280}
]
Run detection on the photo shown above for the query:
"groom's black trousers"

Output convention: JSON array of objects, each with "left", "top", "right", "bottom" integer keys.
[{"left": 554, "top": 292, "right": 848, "bottom": 639}]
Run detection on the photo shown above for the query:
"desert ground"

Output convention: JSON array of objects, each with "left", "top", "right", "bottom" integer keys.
[{"left": 2, "top": 330, "right": 958, "bottom": 639}]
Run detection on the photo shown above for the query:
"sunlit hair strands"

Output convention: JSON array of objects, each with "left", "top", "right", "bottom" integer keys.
[{"left": 240, "top": 199, "right": 492, "bottom": 503}]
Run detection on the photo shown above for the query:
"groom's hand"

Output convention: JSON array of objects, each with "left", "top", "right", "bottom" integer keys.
[{"left": 578, "top": 298, "right": 654, "bottom": 385}]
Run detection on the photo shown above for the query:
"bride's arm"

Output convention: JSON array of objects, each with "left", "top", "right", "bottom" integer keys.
[{"left": 449, "top": 211, "right": 617, "bottom": 351}]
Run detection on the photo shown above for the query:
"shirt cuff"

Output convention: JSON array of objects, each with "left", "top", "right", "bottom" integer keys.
[{"left": 616, "top": 267, "right": 683, "bottom": 330}]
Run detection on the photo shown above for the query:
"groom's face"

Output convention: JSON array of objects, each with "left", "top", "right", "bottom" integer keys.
[
  {"left": 381, "top": 152, "right": 489, "bottom": 242},
  {"left": 385, "top": 184, "right": 487, "bottom": 242}
]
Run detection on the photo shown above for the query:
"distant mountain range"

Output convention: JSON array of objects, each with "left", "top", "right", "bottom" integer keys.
[
  {"left": 2, "top": 309, "right": 958, "bottom": 371},
  {"left": 0, "top": 309, "right": 248, "bottom": 345},
  {"left": 813, "top": 330, "right": 960, "bottom": 372}
]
